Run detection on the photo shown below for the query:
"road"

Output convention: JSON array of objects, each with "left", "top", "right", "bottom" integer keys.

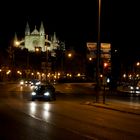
[{"left": 0, "top": 82, "right": 140, "bottom": 140}]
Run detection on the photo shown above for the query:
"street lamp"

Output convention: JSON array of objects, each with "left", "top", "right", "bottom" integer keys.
[
  {"left": 89, "top": 57, "right": 92, "bottom": 61},
  {"left": 68, "top": 53, "right": 72, "bottom": 58},
  {"left": 104, "top": 62, "right": 108, "bottom": 68},
  {"left": 136, "top": 62, "right": 140, "bottom": 67},
  {"left": 102, "top": 62, "right": 108, "bottom": 104},
  {"left": 8, "top": 40, "right": 20, "bottom": 80},
  {"left": 35, "top": 48, "right": 40, "bottom": 52},
  {"left": 66, "top": 52, "right": 73, "bottom": 75},
  {"left": 14, "top": 40, "right": 30, "bottom": 79},
  {"left": 95, "top": 0, "right": 101, "bottom": 102},
  {"left": 14, "top": 41, "right": 20, "bottom": 47}
]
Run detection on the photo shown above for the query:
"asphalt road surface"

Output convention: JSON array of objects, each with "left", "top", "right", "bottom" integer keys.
[{"left": 0, "top": 82, "right": 140, "bottom": 140}]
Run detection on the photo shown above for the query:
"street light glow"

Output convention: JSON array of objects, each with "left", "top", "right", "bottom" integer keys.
[
  {"left": 104, "top": 62, "right": 108, "bottom": 68},
  {"left": 15, "top": 41, "right": 20, "bottom": 47},
  {"left": 89, "top": 57, "right": 92, "bottom": 61},
  {"left": 68, "top": 53, "right": 72, "bottom": 58},
  {"left": 136, "top": 62, "right": 140, "bottom": 66},
  {"left": 35, "top": 48, "right": 39, "bottom": 52}
]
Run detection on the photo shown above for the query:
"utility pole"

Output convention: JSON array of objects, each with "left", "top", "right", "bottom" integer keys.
[
  {"left": 46, "top": 46, "right": 49, "bottom": 81},
  {"left": 95, "top": 0, "right": 101, "bottom": 103}
]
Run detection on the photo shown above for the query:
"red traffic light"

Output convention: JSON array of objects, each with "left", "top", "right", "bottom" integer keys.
[{"left": 104, "top": 62, "right": 108, "bottom": 68}]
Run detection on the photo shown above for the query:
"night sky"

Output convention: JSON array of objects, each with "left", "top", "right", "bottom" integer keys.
[{"left": 0, "top": 0, "right": 139, "bottom": 57}]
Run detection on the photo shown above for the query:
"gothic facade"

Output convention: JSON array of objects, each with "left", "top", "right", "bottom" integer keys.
[
  {"left": 16, "top": 22, "right": 64, "bottom": 56},
  {"left": 25, "top": 22, "right": 46, "bottom": 52}
]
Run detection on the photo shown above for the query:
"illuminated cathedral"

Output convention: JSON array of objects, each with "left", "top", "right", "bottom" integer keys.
[{"left": 15, "top": 22, "right": 63, "bottom": 56}]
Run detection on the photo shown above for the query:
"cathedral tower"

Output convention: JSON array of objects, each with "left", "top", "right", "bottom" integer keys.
[
  {"left": 24, "top": 22, "right": 45, "bottom": 51},
  {"left": 39, "top": 22, "right": 45, "bottom": 51},
  {"left": 25, "top": 22, "right": 30, "bottom": 35},
  {"left": 39, "top": 21, "right": 45, "bottom": 35}
]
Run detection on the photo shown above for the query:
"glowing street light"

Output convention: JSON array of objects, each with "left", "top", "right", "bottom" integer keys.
[
  {"left": 136, "top": 62, "right": 140, "bottom": 66},
  {"left": 35, "top": 48, "right": 39, "bottom": 52},
  {"left": 14, "top": 39, "right": 24, "bottom": 47},
  {"left": 14, "top": 41, "right": 20, "bottom": 47},
  {"left": 89, "top": 57, "right": 92, "bottom": 61},
  {"left": 68, "top": 53, "right": 72, "bottom": 58},
  {"left": 104, "top": 62, "right": 108, "bottom": 68}
]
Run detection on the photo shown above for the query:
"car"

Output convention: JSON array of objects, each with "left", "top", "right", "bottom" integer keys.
[
  {"left": 30, "top": 79, "right": 41, "bottom": 86},
  {"left": 25, "top": 80, "right": 32, "bottom": 85},
  {"left": 122, "top": 85, "right": 140, "bottom": 93},
  {"left": 19, "top": 79, "right": 32, "bottom": 86},
  {"left": 31, "top": 84, "right": 56, "bottom": 101},
  {"left": 19, "top": 80, "right": 24, "bottom": 86}
]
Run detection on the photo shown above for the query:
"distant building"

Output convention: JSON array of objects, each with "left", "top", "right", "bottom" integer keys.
[
  {"left": 15, "top": 22, "right": 65, "bottom": 57},
  {"left": 24, "top": 22, "right": 46, "bottom": 52}
]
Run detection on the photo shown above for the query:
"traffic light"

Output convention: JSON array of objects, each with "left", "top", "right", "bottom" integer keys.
[
  {"left": 103, "top": 62, "right": 108, "bottom": 68},
  {"left": 103, "top": 62, "right": 109, "bottom": 76}
]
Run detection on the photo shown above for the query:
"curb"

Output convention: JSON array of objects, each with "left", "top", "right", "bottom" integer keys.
[{"left": 83, "top": 101, "right": 140, "bottom": 115}]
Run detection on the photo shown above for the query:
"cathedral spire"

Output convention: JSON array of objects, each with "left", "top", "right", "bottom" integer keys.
[
  {"left": 39, "top": 21, "right": 45, "bottom": 35},
  {"left": 52, "top": 32, "right": 57, "bottom": 42},
  {"left": 14, "top": 32, "right": 18, "bottom": 42},
  {"left": 25, "top": 22, "right": 30, "bottom": 35},
  {"left": 13, "top": 32, "right": 18, "bottom": 46},
  {"left": 35, "top": 25, "right": 37, "bottom": 30}
]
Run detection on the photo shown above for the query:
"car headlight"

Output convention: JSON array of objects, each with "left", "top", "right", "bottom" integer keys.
[
  {"left": 44, "top": 92, "right": 50, "bottom": 96},
  {"left": 35, "top": 81, "right": 41, "bottom": 85},
  {"left": 32, "top": 92, "right": 36, "bottom": 95},
  {"left": 20, "top": 81, "right": 24, "bottom": 85},
  {"left": 130, "top": 86, "right": 134, "bottom": 90}
]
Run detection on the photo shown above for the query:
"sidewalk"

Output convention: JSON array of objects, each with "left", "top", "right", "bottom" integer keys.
[
  {"left": 84, "top": 99, "right": 140, "bottom": 115},
  {"left": 0, "top": 81, "right": 18, "bottom": 84}
]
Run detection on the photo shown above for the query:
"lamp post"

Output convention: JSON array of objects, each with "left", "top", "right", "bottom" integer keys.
[
  {"left": 133, "top": 62, "right": 140, "bottom": 93},
  {"left": 95, "top": 0, "right": 101, "bottom": 102},
  {"left": 67, "top": 52, "right": 73, "bottom": 74},
  {"left": 103, "top": 62, "right": 108, "bottom": 104},
  {"left": 68, "top": 53, "right": 72, "bottom": 58},
  {"left": 45, "top": 45, "right": 49, "bottom": 81},
  {"left": 9, "top": 40, "right": 20, "bottom": 80},
  {"left": 14, "top": 41, "right": 20, "bottom": 47},
  {"left": 61, "top": 51, "right": 65, "bottom": 75},
  {"left": 14, "top": 40, "right": 30, "bottom": 79}
]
